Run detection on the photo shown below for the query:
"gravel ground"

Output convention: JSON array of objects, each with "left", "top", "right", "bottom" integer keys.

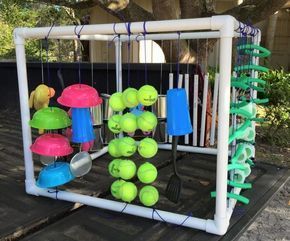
[{"left": 238, "top": 178, "right": 290, "bottom": 241}]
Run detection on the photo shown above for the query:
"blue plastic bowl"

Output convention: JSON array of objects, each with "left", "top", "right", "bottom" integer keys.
[{"left": 36, "top": 162, "right": 75, "bottom": 188}]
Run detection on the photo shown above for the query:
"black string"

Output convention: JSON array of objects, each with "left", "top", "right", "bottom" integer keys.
[
  {"left": 74, "top": 24, "right": 85, "bottom": 85},
  {"left": 176, "top": 32, "right": 181, "bottom": 87},
  {"left": 125, "top": 22, "right": 131, "bottom": 87},
  {"left": 160, "top": 40, "right": 164, "bottom": 94},
  {"left": 120, "top": 202, "right": 128, "bottom": 213},
  {"left": 39, "top": 40, "right": 44, "bottom": 84},
  {"left": 106, "top": 40, "right": 110, "bottom": 93},
  {"left": 44, "top": 22, "right": 55, "bottom": 86},
  {"left": 142, "top": 21, "right": 148, "bottom": 84},
  {"left": 48, "top": 187, "right": 59, "bottom": 200},
  {"left": 152, "top": 208, "right": 193, "bottom": 227}
]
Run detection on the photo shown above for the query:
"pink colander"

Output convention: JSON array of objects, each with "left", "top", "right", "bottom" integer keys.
[
  {"left": 30, "top": 133, "right": 73, "bottom": 156},
  {"left": 57, "top": 84, "right": 102, "bottom": 108}
]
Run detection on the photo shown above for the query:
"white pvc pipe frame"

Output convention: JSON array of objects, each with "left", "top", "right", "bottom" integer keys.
[{"left": 14, "top": 16, "right": 258, "bottom": 235}]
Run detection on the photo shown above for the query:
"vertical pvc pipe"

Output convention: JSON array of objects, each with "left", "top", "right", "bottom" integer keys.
[
  {"left": 200, "top": 74, "right": 209, "bottom": 146},
  {"left": 14, "top": 37, "right": 35, "bottom": 184},
  {"left": 210, "top": 73, "right": 219, "bottom": 146},
  {"left": 178, "top": 74, "right": 183, "bottom": 88},
  {"left": 184, "top": 73, "right": 189, "bottom": 144},
  {"left": 168, "top": 73, "right": 174, "bottom": 143},
  {"left": 193, "top": 74, "right": 199, "bottom": 146},
  {"left": 215, "top": 36, "right": 233, "bottom": 225}
]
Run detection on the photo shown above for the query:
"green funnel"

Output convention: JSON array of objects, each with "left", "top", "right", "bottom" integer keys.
[{"left": 29, "top": 107, "right": 71, "bottom": 130}]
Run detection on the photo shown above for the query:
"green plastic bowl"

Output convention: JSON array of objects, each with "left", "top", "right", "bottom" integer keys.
[{"left": 29, "top": 107, "right": 71, "bottom": 130}]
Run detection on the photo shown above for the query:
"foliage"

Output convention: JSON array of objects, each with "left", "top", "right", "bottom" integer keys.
[
  {"left": 0, "top": 0, "right": 77, "bottom": 61},
  {"left": 257, "top": 69, "right": 290, "bottom": 146}
]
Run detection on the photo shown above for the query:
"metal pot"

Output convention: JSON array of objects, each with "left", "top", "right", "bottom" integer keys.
[
  {"left": 152, "top": 95, "right": 167, "bottom": 119},
  {"left": 101, "top": 121, "right": 115, "bottom": 144},
  {"left": 90, "top": 105, "right": 103, "bottom": 126},
  {"left": 153, "top": 120, "right": 167, "bottom": 143},
  {"left": 90, "top": 127, "right": 104, "bottom": 151},
  {"left": 101, "top": 93, "right": 114, "bottom": 121}
]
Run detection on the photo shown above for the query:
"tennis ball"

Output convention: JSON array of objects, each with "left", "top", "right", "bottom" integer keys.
[
  {"left": 137, "top": 162, "right": 158, "bottom": 184},
  {"left": 108, "top": 114, "right": 122, "bottom": 134},
  {"left": 119, "top": 182, "right": 137, "bottom": 202},
  {"left": 137, "top": 112, "right": 157, "bottom": 132},
  {"left": 139, "top": 185, "right": 159, "bottom": 206},
  {"left": 138, "top": 137, "right": 158, "bottom": 158},
  {"left": 122, "top": 88, "right": 139, "bottom": 108},
  {"left": 111, "top": 179, "right": 126, "bottom": 199},
  {"left": 118, "top": 137, "right": 137, "bottom": 157},
  {"left": 108, "top": 159, "right": 122, "bottom": 178},
  {"left": 137, "top": 85, "right": 158, "bottom": 106},
  {"left": 108, "top": 139, "right": 121, "bottom": 157},
  {"left": 118, "top": 160, "right": 137, "bottom": 180},
  {"left": 119, "top": 113, "right": 137, "bottom": 133},
  {"left": 109, "top": 92, "right": 126, "bottom": 111}
]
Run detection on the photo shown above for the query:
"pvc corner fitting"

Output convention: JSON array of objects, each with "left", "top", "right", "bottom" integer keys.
[
  {"left": 205, "top": 216, "right": 229, "bottom": 235},
  {"left": 211, "top": 15, "right": 235, "bottom": 38},
  {"left": 25, "top": 179, "right": 40, "bottom": 196},
  {"left": 13, "top": 28, "right": 26, "bottom": 45}
]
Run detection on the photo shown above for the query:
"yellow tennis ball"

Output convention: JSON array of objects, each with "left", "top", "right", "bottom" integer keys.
[
  {"left": 122, "top": 88, "right": 139, "bottom": 108},
  {"left": 137, "top": 85, "right": 158, "bottom": 106},
  {"left": 109, "top": 92, "right": 126, "bottom": 111},
  {"left": 108, "top": 114, "right": 122, "bottom": 134},
  {"left": 118, "top": 160, "right": 136, "bottom": 180},
  {"left": 119, "top": 181, "right": 137, "bottom": 202},
  {"left": 108, "top": 139, "right": 121, "bottom": 157},
  {"left": 111, "top": 179, "right": 126, "bottom": 199},
  {"left": 137, "top": 112, "right": 157, "bottom": 132},
  {"left": 118, "top": 137, "right": 137, "bottom": 157},
  {"left": 108, "top": 159, "right": 122, "bottom": 178},
  {"left": 137, "top": 162, "right": 158, "bottom": 184},
  {"left": 139, "top": 185, "right": 159, "bottom": 206},
  {"left": 138, "top": 137, "right": 158, "bottom": 158},
  {"left": 119, "top": 113, "right": 137, "bottom": 133}
]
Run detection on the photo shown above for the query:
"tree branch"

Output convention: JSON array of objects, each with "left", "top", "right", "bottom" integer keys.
[
  {"left": 39, "top": 0, "right": 155, "bottom": 22},
  {"left": 223, "top": 0, "right": 288, "bottom": 23}
]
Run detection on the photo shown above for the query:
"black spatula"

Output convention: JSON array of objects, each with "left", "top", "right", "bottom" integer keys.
[{"left": 166, "top": 136, "right": 182, "bottom": 203}]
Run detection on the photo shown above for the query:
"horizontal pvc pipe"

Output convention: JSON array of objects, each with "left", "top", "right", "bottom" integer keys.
[
  {"left": 91, "top": 146, "right": 108, "bottom": 160},
  {"left": 158, "top": 144, "right": 223, "bottom": 155},
  {"left": 15, "top": 16, "right": 241, "bottom": 40},
  {"left": 58, "top": 31, "right": 222, "bottom": 41},
  {"left": 32, "top": 185, "right": 208, "bottom": 231},
  {"left": 15, "top": 17, "right": 212, "bottom": 39}
]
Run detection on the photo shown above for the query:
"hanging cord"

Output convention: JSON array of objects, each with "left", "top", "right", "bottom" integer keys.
[
  {"left": 195, "top": 39, "right": 199, "bottom": 74},
  {"left": 186, "top": 40, "right": 190, "bottom": 74},
  {"left": 125, "top": 22, "right": 132, "bottom": 87},
  {"left": 176, "top": 32, "right": 181, "bottom": 87},
  {"left": 160, "top": 40, "right": 164, "bottom": 94},
  {"left": 74, "top": 23, "right": 85, "bottom": 85},
  {"left": 39, "top": 40, "right": 44, "bottom": 84},
  {"left": 204, "top": 38, "right": 209, "bottom": 74},
  {"left": 44, "top": 22, "right": 55, "bottom": 86},
  {"left": 142, "top": 21, "right": 148, "bottom": 84},
  {"left": 91, "top": 45, "right": 94, "bottom": 87},
  {"left": 215, "top": 39, "right": 219, "bottom": 74},
  {"left": 113, "top": 23, "right": 121, "bottom": 91},
  {"left": 106, "top": 40, "right": 110, "bottom": 93},
  {"left": 169, "top": 40, "right": 173, "bottom": 73},
  {"left": 48, "top": 187, "right": 59, "bottom": 200},
  {"left": 114, "top": 203, "right": 194, "bottom": 227}
]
